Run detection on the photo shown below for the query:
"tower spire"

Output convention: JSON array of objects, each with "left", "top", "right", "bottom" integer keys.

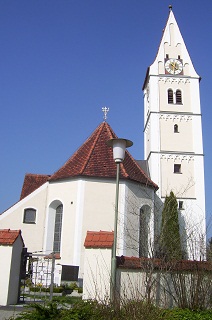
[{"left": 169, "top": 4, "right": 172, "bottom": 11}]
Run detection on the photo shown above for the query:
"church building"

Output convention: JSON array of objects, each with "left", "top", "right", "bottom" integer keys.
[
  {"left": 0, "top": 120, "right": 157, "bottom": 283},
  {"left": 0, "top": 7, "right": 206, "bottom": 284}
]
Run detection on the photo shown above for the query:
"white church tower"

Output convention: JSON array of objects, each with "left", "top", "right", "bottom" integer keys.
[{"left": 142, "top": 6, "right": 206, "bottom": 259}]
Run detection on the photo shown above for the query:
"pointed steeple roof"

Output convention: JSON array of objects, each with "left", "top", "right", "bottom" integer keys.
[
  {"left": 143, "top": 7, "right": 199, "bottom": 89},
  {"left": 49, "top": 122, "right": 158, "bottom": 189}
]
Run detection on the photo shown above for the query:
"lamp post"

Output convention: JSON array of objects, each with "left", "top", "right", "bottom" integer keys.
[{"left": 106, "top": 138, "right": 133, "bottom": 302}]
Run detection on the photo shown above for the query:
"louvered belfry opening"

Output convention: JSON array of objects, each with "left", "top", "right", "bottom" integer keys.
[
  {"left": 168, "top": 89, "right": 174, "bottom": 103},
  {"left": 176, "top": 89, "right": 182, "bottom": 104}
]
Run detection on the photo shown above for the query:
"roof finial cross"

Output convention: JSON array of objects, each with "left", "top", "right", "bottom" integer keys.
[{"left": 102, "top": 106, "right": 109, "bottom": 121}]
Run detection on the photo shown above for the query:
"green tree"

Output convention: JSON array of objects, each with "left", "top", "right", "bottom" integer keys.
[
  {"left": 206, "top": 237, "right": 212, "bottom": 261},
  {"left": 160, "top": 191, "right": 182, "bottom": 260}
]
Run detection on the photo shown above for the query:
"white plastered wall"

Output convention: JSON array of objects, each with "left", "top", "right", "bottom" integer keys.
[
  {"left": 83, "top": 248, "right": 111, "bottom": 301},
  {"left": 0, "top": 183, "right": 48, "bottom": 253},
  {"left": 0, "top": 235, "right": 23, "bottom": 306},
  {"left": 123, "top": 182, "right": 155, "bottom": 258},
  {"left": 0, "top": 245, "right": 13, "bottom": 305},
  {"left": 43, "top": 178, "right": 117, "bottom": 280}
]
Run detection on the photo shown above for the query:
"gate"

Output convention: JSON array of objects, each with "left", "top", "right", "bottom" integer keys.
[{"left": 19, "top": 250, "right": 56, "bottom": 303}]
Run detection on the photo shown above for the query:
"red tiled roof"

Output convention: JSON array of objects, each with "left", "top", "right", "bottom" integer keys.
[
  {"left": 117, "top": 256, "right": 212, "bottom": 272},
  {"left": 0, "top": 229, "right": 24, "bottom": 246},
  {"left": 20, "top": 173, "right": 50, "bottom": 200},
  {"left": 50, "top": 122, "right": 158, "bottom": 189},
  {"left": 84, "top": 231, "right": 114, "bottom": 248}
]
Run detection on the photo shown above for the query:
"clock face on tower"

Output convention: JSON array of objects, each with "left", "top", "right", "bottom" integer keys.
[{"left": 165, "top": 58, "right": 183, "bottom": 75}]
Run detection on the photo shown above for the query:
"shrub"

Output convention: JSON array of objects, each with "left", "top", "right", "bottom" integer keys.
[
  {"left": 52, "top": 295, "right": 82, "bottom": 305},
  {"left": 120, "top": 300, "right": 163, "bottom": 320},
  {"left": 78, "top": 287, "right": 83, "bottom": 293},
  {"left": 53, "top": 287, "right": 64, "bottom": 293},
  {"left": 162, "top": 308, "right": 212, "bottom": 320},
  {"left": 29, "top": 286, "right": 63, "bottom": 293},
  {"left": 12, "top": 300, "right": 212, "bottom": 320},
  {"left": 15, "top": 303, "right": 62, "bottom": 320}
]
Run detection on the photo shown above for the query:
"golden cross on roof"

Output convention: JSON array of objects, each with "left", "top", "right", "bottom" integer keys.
[{"left": 102, "top": 106, "right": 109, "bottom": 121}]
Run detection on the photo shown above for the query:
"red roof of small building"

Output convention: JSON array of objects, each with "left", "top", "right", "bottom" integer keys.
[
  {"left": 49, "top": 122, "right": 158, "bottom": 189},
  {"left": 20, "top": 173, "right": 50, "bottom": 200},
  {"left": 84, "top": 231, "right": 114, "bottom": 248},
  {"left": 0, "top": 229, "right": 24, "bottom": 246}
]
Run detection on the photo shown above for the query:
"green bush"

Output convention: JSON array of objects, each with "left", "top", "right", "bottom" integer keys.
[
  {"left": 29, "top": 286, "right": 63, "bottom": 293},
  {"left": 52, "top": 295, "right": 82, "bottom": 305},
  {"left": 120, "top": 300, "right": 163, "bottom": 320},
  {"left": 13, "top": 300, "right": 212, "bottom": 320},
  {"left": 53, "top": 287, "right": 64, "bottom": 293},
  {"left": 162, "top": 308, "right": 212, "bottom": 320},
  {"left": 29, "top": 287, "right": 41, "bottom": 292},
  {"left": 15, "top": 303, "right": 62, "bottom": 320}
]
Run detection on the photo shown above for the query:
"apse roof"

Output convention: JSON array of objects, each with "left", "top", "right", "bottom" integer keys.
[
  {"left": 49, "top": 121, "right": 158, "bottom": 189},
  {"left": 19, "top": 121, "right": 158, "bottom": 201}
]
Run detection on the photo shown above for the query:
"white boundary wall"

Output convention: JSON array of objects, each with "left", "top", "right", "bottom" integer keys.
[{"left": 0, "top": 235, "right": 23, "bottom": 306}]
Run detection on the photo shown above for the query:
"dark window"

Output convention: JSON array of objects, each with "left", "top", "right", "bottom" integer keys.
[
  {"left": 139, "top": 206, "right": 150, "bottom": 257},
  {"left": 61, "top": 265, "right": 79, "bottom": 281},
  {"left": 23, "top": 208, "right": 36, "bottom": 224},
  {"left": 178, "top": 55, "right": 181, "bottom": 59},
  {"left": 174, "top": 164, "right": 181, "bottom": 174},
  {"left": 168, "top": 89, "right": 174, "bottom": 103},
  {"left": 166, "top": 54, "right": 169, "bottom": 59},
  {"left": 179, "top": 201, "right": 184, "bottom": 210},
  {"left": 53, "top": 204, "right": 63, "bottom": 253},
  {"left": 176, "top": 89, "right": 182, "bottom": 104},
  {"left": 174, "top": 124, "right": 179, "bottom": 133}
]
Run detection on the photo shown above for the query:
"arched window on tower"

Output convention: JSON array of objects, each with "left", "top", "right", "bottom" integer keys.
[
  {"left": 176, "top": 89, "right": 182, "bottom": 104},
  {"left": 53, "top": 204, "right": 63, "bottom": 253},
  {"left": 174, "top": 124, "right": 179, "bottom": 133},
  {"left": 168, "top": 89, "right": 174, "bottom": 104}
]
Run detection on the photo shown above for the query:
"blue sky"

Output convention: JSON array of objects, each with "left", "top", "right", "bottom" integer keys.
[{"left": 0, "top": 1, "right": 212, "bottom": 236}]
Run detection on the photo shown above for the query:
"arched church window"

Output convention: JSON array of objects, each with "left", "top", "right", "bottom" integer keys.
[
  {"left": 176, "top": 89, "right": 182, "bottom": 104},
  {"left": 139, "top": 206, "right": 150, "bottom": 257},
  {"left": 168, "top": 89, "right": 174, "bottom": 104},
  {"left": 53, "top": 204, "right": 63, "bottom": 253},
  {"left": 174, "top": 124, "right": 179, "bottom": 133}
]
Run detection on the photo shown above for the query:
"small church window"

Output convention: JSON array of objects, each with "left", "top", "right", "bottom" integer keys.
[
  {"left": 179, "top": 201, "right": 184, "bottom": 210},
  {"left": 23, "top": 208, "right": 36, "bottom": 224},
  {"left": 168, "top": 89, "right": 174, "bottom": 103},
  {"left": 176, "top": 89, "right": 182, "bottom": 104},
  {"left": 174, "top": 164, "right": 181, "bottom": 174},
  {"left": 174, "top": 124, "right": 179, "bottom": 133}
]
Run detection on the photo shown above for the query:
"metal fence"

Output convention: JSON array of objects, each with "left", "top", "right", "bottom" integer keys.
[{"left": 19, "top": 251, "right": 56, "bottom": 303}]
